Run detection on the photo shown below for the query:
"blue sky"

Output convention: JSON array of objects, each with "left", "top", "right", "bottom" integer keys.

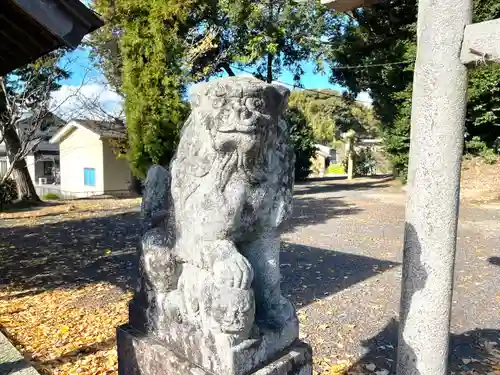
[
  {"left": 62, "top": 47, "right": 342, "bottom": 89},
  {"left": 54, "top": 46, "right": 371, "bottom": 118}
]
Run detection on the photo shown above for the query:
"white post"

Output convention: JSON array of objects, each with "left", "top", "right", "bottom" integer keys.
[
  {"left": 343, "top": 130, "right": 356, "bottom": 180},
  {"left": 397, "top": 0, "right": 472, "bottom": 374}
]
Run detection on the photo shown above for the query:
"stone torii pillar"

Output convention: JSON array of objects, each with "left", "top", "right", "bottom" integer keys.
[
  {"left": 321, "top": 0, "right": 500, "bottom": 374},
  {"left": 397, "top": 1, "right": 500, "bottom": 374}
]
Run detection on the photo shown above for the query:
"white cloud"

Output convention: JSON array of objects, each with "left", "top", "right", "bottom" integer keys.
[
  {"left": 50, "top": 82, "right": 123, "bottom": 121},
  {"left": 356, "top": 91, "right": 373, "bottom": 107}
]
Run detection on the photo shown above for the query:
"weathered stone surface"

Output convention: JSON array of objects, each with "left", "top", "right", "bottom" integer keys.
[
  {"left": 0, "top": 330, "right": 39, "bottom": 375},
  {"left": 122, "top": 76, "right": 309, "bottom": 375},
  {"left": 133, "top": 165, "right": 178, "bottom": 333},
  {"left": 166, "top": 76, "right": 296, "bottom": 338},
  {"left": 117, "top": 325, "right": 311, "bottom": 375}
]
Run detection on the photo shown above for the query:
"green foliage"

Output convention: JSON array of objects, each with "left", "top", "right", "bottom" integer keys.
[
  {"left": 342, "top": 148, "right": 376, "bottom": 177},
  {"left": 326, "top": 0, "right": 500, "bottom": 182},
  {"left": 42, "top": 193, "right": 61, "bottom": 200},
  {"left": 89, "top": 0, "right": 335, "bottom": 177},
  {"left": 218, "top": 0, "right": 331, "bottom": 83},
  {"left": 325, "top": 0, "right": 416, "bottom": 181},
  {"left": 0, "top": 179, "right": 17, "bottom": 206},
  {"left": 92, "top": 0, "right": 199, "bottom": 178},
  {"left": 327, "top": 163, "right": 344, "bottom": 175},
  {"left": 288, "top": 90, "right": 379, "bottom": 145},
  {"left": 382, "top": 86, "right": 412, "bottom": 180},
  {"left": 466, "top": 64, "right": 500, "bottom": 147},
  {"left": 467, "top": 0, "right": 500, "bottom": 149},
  {"left": 465, "top": 136, "right": 499, "bottom": 164},
  {"left": 284, "top": 105, "right": 316, "bottom": 181}
]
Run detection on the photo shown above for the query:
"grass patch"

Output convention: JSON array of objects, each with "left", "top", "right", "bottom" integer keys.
[
  {"left": 42, "top": 193, "right": 61, "bottom": 201},
  {"left": 327, "top": 163, "right": 345, "bottom": 175}
]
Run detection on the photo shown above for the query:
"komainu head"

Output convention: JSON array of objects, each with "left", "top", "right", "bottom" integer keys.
[{"left": 189, "top": 77, "right": 290, "bottom": 157}]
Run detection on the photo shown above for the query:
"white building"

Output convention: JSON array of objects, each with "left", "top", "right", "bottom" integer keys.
[
  {"left": 49, "top": 119, "right": 132, "bottom": 198},
  {"left": 0, "top": 112, "right": 64, "bottom": 184}
]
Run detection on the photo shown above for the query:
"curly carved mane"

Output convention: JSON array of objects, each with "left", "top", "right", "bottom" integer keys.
[{"left": 171, "top": 112, "right": 274, "bottom": 205}]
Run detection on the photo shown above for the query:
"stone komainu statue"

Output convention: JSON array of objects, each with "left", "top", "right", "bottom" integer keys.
[{"left": 133, "top": 76, "right": 299, "bottom": 375}]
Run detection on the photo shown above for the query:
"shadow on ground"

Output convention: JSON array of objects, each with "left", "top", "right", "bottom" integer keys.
[
  {"left": 0, "top": 200, "right": 62, "bottom": 214},
  {"left": 284, "top": 195, "right": 362, "bottom": 232},
  {"left": 488, "top": 256, "right": 500, "bottom": 267},
  {"left": 0, "top": 205, "right": 397, "bottom": 309},
  {"left": 351, "top": 318, "right": 500, "bottom": 374},
  {"left": 0, "top": 359, "right": 30, "bottom": 374},
  {"left": 0, "top": 212, "right": 140, "bottom": 293},
  {"left": 280, "top": 243, "right": 399, "bottom": 307},
  {"left": 295, "top": 176, "right": 394, "bottom": 196}
]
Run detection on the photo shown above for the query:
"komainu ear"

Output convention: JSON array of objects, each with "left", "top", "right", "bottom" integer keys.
[{"left": 266, "top": 84, "right": 290, "bottom": 115}]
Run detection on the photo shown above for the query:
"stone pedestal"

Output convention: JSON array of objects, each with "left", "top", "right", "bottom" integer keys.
[{"left": 117, "top": 325, "right": 312, "bottom": 375}]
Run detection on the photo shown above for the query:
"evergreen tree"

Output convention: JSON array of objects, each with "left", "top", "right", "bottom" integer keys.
[
  {"left": 284, "top": 104, "right": 317, "bottom": 181},
  {"left": 325, "top": 0, "right": 500, "bottom": 181},
  {"left": 466, "top": 1, "right": 500, "bottom": 149},
  {"left": 89, "top": 0, "right": 331, "bottom": 176},
  {"left": 324, "top": 0, "right": 416, "bottom": 181},
  {"left": 91, "top": 0, "right": 206, "bottom": 178}
]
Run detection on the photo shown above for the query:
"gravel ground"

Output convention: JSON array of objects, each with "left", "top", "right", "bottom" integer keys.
[
  {"left": 0, "top": 178, "right": 498, "bottom": 374},
  {"left": 284, "top": 177, "right": 500, "bottom": 374}
]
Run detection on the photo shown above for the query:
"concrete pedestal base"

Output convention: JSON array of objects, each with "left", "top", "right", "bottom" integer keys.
[{"left": 117, "top": 325, "right": 312, "bottom": 375}]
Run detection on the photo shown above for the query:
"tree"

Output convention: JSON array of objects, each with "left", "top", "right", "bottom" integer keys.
[
  {"left": 284, "top": 104, "right": 316, "bottom": 181},
  {"left": 324, "top": 0, "right": 417, "bottom": 180},
  {"left": 465, "top": 1, "right": 500, "bottom": 149},
  {"left": 325, "top": 0, "right": 500, "bottom": 181},
  {"left": 288, "top": 89, "right": 379, "bottom": 145},
  {"left": 0, "top": 51, "right": 70, "bottom": 201},
  {"left": 89, "top": 0, "right": 334, "bottom": 176},
  {"left": 91, "top": 0, "right": 204, "bottom": 178},
  {"left": 216, "top": 0, "right": 331, "bottom": 83}
]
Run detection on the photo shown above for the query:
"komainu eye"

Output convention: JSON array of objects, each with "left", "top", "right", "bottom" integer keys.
[
  {"left": 245, "top": 97, "right": 264, "bottom": 111},
  {"left": 212, "top": 97, "right": 226, "bottom": 108}
]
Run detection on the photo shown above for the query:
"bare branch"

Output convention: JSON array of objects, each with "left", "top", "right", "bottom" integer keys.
[
  {"left": 1, "top": 161, "right": 17, "bottom": 184},
  {"left": 0, "top": 78, "right": 12, "bottom": 114}
]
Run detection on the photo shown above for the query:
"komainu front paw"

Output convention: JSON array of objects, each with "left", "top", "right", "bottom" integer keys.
[{"left": 213, "top": 252, "right": 254, "bottom": 289}]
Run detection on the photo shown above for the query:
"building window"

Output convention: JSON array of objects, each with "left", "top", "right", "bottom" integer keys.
[
  {"left": 43, "top": 161, "right": 53, "bottom": 175},
  {"left": 84, "top": 168, "right": 96, "bottom": 187}
]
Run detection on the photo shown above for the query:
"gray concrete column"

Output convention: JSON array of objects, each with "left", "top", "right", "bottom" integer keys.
[{"left": 397, "top": 0, "right": 472, "bottom": 374}]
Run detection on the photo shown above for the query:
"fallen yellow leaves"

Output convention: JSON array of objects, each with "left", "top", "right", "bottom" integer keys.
[
  {"left": 0, "top": 282, "right": 132, "bottom": 375},
  {"left": 313, "top": 357, "right": 353, "bottom": 375},
  {"left": 329, "top": 360, "right": 352, "bottom": 375},
  {"left": 0, "top": 198, "right": 141, "bottom": 224}
]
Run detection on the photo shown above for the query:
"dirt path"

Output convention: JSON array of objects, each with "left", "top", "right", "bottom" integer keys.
[
  {"left": 0, "top": 180, "right": 498, "bottom": 374},
  {"left": 285, "top": 177, "right": 500, "bottom": 374}
]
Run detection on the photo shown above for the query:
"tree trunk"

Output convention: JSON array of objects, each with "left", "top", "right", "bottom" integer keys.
[
  {"left": 3, "top": 124, "right": 40, "bottom": 202},
  {"left": 266, "top": 53, "right": 273, "bottom": 83},
  {"left": 221, "top": 63, "right": 235, "bottom": 77},
  {"left": 129, "top": 174, "right": 143, "bottom": 196},
  {"left": 266, "top": 0, "right": 273, "bottom": 84}
]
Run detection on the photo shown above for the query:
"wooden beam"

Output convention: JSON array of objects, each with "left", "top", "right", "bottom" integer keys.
[
  {"left": 460, "top": 18, "right": 500, "bottom": 65},
  {"left": 320, "top": 0, "right": 382, "bottom": 12}
]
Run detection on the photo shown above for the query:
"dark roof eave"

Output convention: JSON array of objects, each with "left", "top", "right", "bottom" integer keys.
[
  {"left": 0, "top": 0, "right": 104, "bottom": 75},
  {"left": 101, "top": 135, "right": 126, "bottom": 141}
]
